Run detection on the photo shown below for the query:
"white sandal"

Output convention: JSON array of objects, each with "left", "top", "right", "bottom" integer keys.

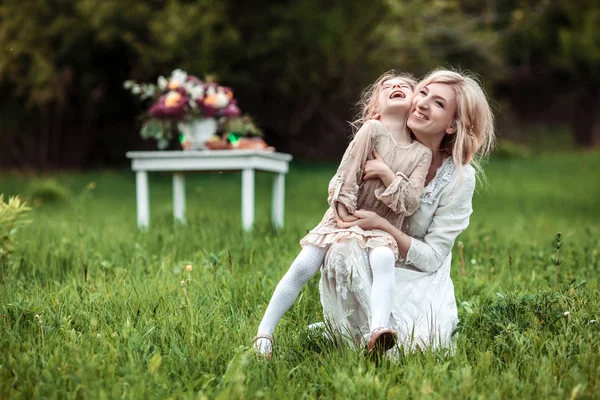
[{"left": 252, "top": 333, "right": 274, "bottom": 360}]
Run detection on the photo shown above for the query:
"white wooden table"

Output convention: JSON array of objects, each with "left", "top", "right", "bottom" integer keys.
[{"left": 126, "top": 150, "right": 293, "bottom": 231}]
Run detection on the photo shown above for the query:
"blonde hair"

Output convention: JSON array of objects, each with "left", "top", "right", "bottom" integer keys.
[
  {"left": 414, "top": 69, "right": 496, "bottom": 173},
  {"left": 351, "top": 70, "right": 417, "bottom": 134}
]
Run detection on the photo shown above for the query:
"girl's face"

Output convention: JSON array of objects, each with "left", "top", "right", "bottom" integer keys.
[
  {"left": 407, "top": 82, "right": 458, "bottom": 138},
  {"left": 376, "top": 78, "right": 413, "bottom": 116}
]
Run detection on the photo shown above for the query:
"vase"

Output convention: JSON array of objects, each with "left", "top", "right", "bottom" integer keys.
[{"left": 178, "top": 118, "right": 218, "bottom": 150}]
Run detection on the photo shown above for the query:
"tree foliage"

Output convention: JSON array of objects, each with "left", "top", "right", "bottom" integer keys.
[{"left": 0, "top": 0, "right": 598, "bottom": 168}]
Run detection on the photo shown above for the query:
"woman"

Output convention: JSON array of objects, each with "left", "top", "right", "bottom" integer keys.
[
  {"left": 253, "top": 72, "right": 433, "bottom": 358},
  {"left": 319, "top": 69, "right": 496, "bottom": 351}
]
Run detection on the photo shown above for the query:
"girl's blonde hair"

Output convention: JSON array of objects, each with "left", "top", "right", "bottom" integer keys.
[
  {"left": 351, "top": 70, "right": 417, "bottom": 134},
  {"left": 414, "top": 69, "right": 496, "bottom": 171}
]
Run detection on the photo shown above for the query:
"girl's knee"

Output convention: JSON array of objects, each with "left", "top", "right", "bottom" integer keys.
[
  {"left": 288, "top": 247, "right": 325, "bottom": 282},
  {"left": 370, "top": 246, "right": 395, "bottom": 261},
  {"left": 369, "top": 246, "right": 395, "bottom": 273}
]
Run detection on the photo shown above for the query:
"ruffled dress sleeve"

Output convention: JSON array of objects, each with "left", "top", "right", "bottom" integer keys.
[
  {"left": 373, "top": 147, "right": 432, "bottom": 215},
  {"left": 404, "top": 167, "right": 476, "bottom": 273},
  {"left": 327, "top": 121, "right": 376, "bottom": 217}
]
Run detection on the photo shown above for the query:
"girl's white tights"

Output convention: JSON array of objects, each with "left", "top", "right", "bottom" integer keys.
[
  {"left": 254, "top": 244, "right": 397, "bottom": 355},
  {"left": 255, "top": 245, "right": 327, "bottom": 354},
  {"left": 368, "top": 246, "right": 396, "bottom": 331}
]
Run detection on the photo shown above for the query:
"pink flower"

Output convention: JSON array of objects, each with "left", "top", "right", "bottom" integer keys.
[
  {"left": 149, "top": 92, "right": 189, "bottom": 119},
  {"left": 221, "top": 103, "right": 241, "bottom": 118},
  {"left": 221, "top": 86, "right": 234, "bottom": 99}
]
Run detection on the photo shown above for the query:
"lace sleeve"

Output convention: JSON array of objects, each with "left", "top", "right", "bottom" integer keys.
[
  {"left": 373, "top": 148, "right": 432, "bottom": 215},
  {"left": 405, "top": 167, "right": 476, "bottom": 273},
  {"left": 327, "top": 121, "right": 376, "bottom": 216}
]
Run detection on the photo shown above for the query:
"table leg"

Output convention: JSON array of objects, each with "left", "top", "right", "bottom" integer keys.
[
  {"left": 241, "top": 168, "right": 255, "bottom": 231},
  {"left": 173, "top": 173, "right": 186, "bottom": 223},
  {"left": 136, "top": 170, "right": 150, "bottom": 229},
  {"left": 272, "top": 173, "right": 285, "bottom": 229}
]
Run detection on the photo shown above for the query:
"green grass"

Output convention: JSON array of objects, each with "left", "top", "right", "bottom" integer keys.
[{"left": 1, "top": 151, "right": 599, "bottom": 399}]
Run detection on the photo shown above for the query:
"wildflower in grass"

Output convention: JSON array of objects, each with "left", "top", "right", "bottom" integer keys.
[
  {"left": 564, "top": 311, "right": 570, "bottom": 318},
  {"left": 185, "top": 263, "right": 193, "bottom": 283},
  {"left": 88, "top": 181, "right": 96, "bottom": 189},
  {"left": 551, "top": 232, "right": 563, "bottom": 291},
  {"left": 180, "top": 280, "right": 185, "bottom": 287},
  {"left": 470, "top": 259, "right": 477, "bottom": 265}
]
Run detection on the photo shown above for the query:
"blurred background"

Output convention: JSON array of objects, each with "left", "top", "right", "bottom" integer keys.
[{"left": 0, "top": 0, "right": 598, "bottom": 170}]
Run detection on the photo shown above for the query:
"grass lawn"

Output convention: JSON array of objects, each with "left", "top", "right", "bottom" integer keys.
[{"left": 1, "top": 150, "right": 599, "bottom": 399}]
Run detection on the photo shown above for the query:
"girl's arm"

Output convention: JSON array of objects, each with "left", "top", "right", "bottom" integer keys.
[
  {"left": 373, "top": 149, "right": 432, "bottom": 215},
  {"left": 328, "top": 121, "right": 376, "bottom": 219},
  {"left": 339, "top": 167, "right": 476, "bottom": 273},
  {"left": 362, "top": 150, "right": 396, "bottom": 186}
]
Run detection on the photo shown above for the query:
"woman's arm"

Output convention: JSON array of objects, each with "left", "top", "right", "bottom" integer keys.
[
  {"left": 339, "top": 167, "right": 476, "bottom": 273},
  {"left": 402, "top": 172, "right": 475, "bottom": 272},
  {"left": 337, "top": 210, "right": 411, "bottom": 256}
]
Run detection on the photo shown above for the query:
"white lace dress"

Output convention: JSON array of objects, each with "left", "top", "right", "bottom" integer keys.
[{"left": 319, "top": 157, "right": 476, "bottom": 351}]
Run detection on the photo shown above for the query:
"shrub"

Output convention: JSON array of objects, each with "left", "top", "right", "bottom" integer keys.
[
  {"left": 0, "top": 194, "right": 31, "bottom": 268},
  {"left": 25, "top": 179, "right": 70, "bottom": 204}
]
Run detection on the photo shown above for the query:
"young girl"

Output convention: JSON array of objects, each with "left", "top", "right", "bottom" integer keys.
[{"left": 253, "top": 71, "right": 432, "bottom": 358}]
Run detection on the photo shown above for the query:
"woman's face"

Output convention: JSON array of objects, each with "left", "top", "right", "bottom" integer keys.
[
  {"left": 377, "top": 78, "right": 413, "bottom": 116},
  {"left": 407, "top": 82, "right": 458, "bottom": 138}
]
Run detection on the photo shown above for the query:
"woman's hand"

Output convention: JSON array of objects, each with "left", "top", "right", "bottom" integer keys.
[
  {"left": 337, "top": 209, "right": 386, "bottom": 230},
  {"left": 363, "top": 150, "right": 395, "bottom": 186}
]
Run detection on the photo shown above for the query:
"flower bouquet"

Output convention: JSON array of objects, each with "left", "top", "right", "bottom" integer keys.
[{"left": 124, "top": 69, "right": 262, "bottom": 150}]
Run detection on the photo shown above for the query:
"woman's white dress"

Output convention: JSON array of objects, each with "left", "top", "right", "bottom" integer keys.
[{"left": 319, "top": 157, "right": 476, "bottom": 351}]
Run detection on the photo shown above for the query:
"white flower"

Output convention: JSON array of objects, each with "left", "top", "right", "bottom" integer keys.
[
  {"left": 213, "top": 90, "right": 229, "bottom": 108},
  {"left": 189, "top": 85, "right": 204, "bottom": 100},
  {"left": 564, "top": 311, "right": 570, "bottom": 317},
  {"left": 470, "top": 259, "right": 477, "bottom": 265},
  {"left": 157, "top": 76, "right": 168, "bottom": 91},
  {"left": 170, "top": 69, "right": 188, "bottom": 86}
]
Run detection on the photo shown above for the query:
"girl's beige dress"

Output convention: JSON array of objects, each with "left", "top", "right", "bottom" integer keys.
[{"left": 300, "top": 119, "right": 432, "bottom": 259}]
